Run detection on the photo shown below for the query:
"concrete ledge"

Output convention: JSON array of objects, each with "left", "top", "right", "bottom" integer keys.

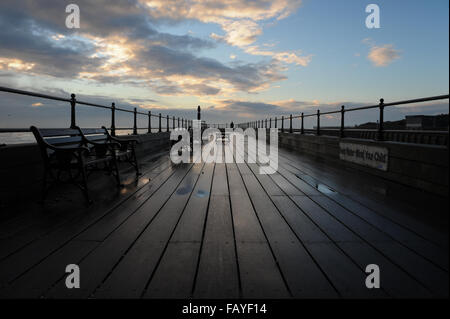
[
  {"left": 0, "top": 132, "right": 171, "bottom": 205},
  {"left": 278, "top": 132, "right": 449, "bottom": 197}
]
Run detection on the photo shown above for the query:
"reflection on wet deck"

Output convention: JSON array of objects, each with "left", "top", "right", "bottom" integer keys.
[{"left": 0, "top": 143, "right": 448, "bottom": 299}]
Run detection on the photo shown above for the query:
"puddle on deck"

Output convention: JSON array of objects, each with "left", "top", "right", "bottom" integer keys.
[
  {"left": 195, "top": 190, "right": 209, "bottom": 198},
  {"left": 295, "top": 173, "right": 337, "bottom": 194}
]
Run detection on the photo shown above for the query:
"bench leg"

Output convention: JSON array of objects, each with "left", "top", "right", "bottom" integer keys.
[
  {"left": 111, "top": 153, "right": 123, "bottom": 187},
  {"left": 132, "top": 146, "right": 140, "bottom": 176},
  {"left": 78, "top": 158, "right": 92, "bottom": 204}
]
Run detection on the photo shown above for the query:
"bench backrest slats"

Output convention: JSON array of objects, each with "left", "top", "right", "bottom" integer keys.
[
  {"left": 81, "top": 128, "right": 106, "bottom": 135},
  {"left": 39, "top": 128, "right": 79, "bottom": 137},
  {"left": 31, "top": 126, "right": 110, "bottom": 149},
  {"left": 45, "top": 136, "right": 84, "bottom": 145}
]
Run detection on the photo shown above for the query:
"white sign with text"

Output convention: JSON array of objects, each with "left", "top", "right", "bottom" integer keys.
[{"left": 339, "top": 142, "right": 388, "bottom": 171}]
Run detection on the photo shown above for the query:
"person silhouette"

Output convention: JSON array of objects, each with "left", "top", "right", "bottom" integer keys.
[{"left": 230, "top": 121, "right": 234, "bottom": 128}]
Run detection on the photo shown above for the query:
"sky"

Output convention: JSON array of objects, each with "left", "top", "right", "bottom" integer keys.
[{"left": 0, "top": 0, "right": 448, "bottom": 129}]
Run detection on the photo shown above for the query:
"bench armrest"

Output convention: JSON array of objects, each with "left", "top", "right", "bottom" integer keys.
[
  {"left": 101, "top": 126, "right": 140, "bottom": 144},
  {"left": 74, "top": 126, "right": 120, "bottom": 148}
]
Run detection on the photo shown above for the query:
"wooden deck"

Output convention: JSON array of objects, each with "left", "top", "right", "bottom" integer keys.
[{"left": 0, "top": 140, "right": 448, "bottom": 299}]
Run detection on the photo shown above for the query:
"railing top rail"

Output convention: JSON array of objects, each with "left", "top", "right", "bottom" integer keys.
[
  {"left": 245, "top": 94, "right": 449, "bottom": 123},
  {"left": 0, "top": 86, "right": 70, "bottom": 103}
]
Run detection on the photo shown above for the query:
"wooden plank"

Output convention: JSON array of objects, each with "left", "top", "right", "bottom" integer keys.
[
  {"left": 276, "top": 166, "right": 321, "bottom": 196},
  {"left": 43, "top": 163, "right": 194, "bottom": 298},
  {"left": 193, "top": 195, "right": 240, "bottom": 298},
  {"left": 239, "top": 172, "right": 338, "bottom": 297},
  {"left": 278, "top": 152, "right": 448, "bottom": 269},
  {"left": 0, "top": 156, "right": 174, "bottom": 286},
  {"left": 243, "top": 139, "right": 444, "bottom": 297},
  {"left": 291, "top": 195, "right": 447, "bottom": 297},
  {"left": 240, "top": 152, "right": 382, "bottom": 297},
  {"left": 0, "top": 240, "right": 98, "bottom": 298},
  {"left": 210, "top": 164, "right": 228, "bottom": 195},
  {"left": 193, "top": 155, "right": 240, "bottom": 298},
  {"left": 265, "top": 151, "right": 446, "bottom": 297},
  {"left": 284, "top": 195, "right": 385, "bottom": 298},
  {"left": 143, "top": 163, "right": 215, "bottom": 298},
  {"left": 326, "top": 193, "right": 448, "bottom": 271},
  {"left": 278, "top": 150, "right": 448, "bottom": 247},
  {"left": 76, "top": 160, "right": 174, "bottom": 241},
  {"left": 226, "top": 161, "right": 289, "bottom": 298},
  {"left": 0, "top": 154, "right": 169, "bottom": 244},
  {"left": 276, "top": 196, "right": 432, "bottom": 297},
  {"left": 88, "top": 163, "right": 203, "bottom": 299},
  {"left": 246, "top": 163, "right": 285, "bottom": 196}
]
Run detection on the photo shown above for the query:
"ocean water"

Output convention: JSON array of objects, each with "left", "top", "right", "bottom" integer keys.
[{"left": 0, "top": 132, "right": 35, "bottom": 145}]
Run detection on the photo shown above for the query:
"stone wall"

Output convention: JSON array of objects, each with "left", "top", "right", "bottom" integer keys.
[{"left": 278, "top": 132, "right": 448, "bottom": 197}]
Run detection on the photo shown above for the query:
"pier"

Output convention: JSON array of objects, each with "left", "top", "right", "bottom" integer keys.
[{"left": 0, "top": 87, "right": 448, "bottom": 298}]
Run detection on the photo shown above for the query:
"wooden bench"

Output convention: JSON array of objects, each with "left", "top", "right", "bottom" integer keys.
[{"left": 30, "top": 126, "right": 139, "bottom": 203}]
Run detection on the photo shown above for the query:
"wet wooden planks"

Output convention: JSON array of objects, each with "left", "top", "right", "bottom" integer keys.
[{"left": 0, "top": 141, "right": 448, "bottom": 298}]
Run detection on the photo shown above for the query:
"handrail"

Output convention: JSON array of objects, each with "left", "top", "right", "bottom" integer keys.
[
  {"left": 236, "top": 94, "right": 449, "bottom": 142},
  {"left": 0, "top": 86, "right": 194, "bottom": 135},
  {"left": 1, "top": 86, "right": 449, "bottom": 145}
]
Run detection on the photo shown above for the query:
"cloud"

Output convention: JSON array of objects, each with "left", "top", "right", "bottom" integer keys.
[
  {"left": 363, "top": 39, "right": 401, "bottom": 67},
  {"left": 211, "top": 19, "right": 262, "bottom": 47},
  {"left": 142, "top": 0, "right": 307, "bottom": 66},
  {"left": 0, "top": 0, "right": 292, "bottom": 97},
  {"left": 245, "top": 46, "right": 312, "bottom": 66}
]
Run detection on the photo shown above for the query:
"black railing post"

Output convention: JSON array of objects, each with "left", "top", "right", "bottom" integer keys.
[
  {"left": 111, "top": 102, "right": 116, "bottom": 136},
  {"left": 178, "top": 117, "right": 180, "bottom": 128},
  {"left": 301, "top": 113, "right": 304, "bottom": 134},
  {"left": 281, "top": 116, "right": 284, "bottom": 132},
  {"left": 275, "top": 117, "right": 277, "bottom": 128},
  {"left": 133, "top": 107, "right": 138, "bottom": 135},
  {"left": 159, "top": 113, "right": 162, "bottom": 132},
  {"left": 269, "top": 118, "right": 272, "bottom": 128},
  {"left": 197, "top": 105, "right": 201, "bottom": 120},
  {"left": 148, "top": 111, "right": 152, "bottom": 133},
  {"left": 173, "top": 116, "right": 175, "bottom": 129},
  {"left": 70, "top": 93, "right": 76, "bottom": 128},
  {"left": 289, "top": 114, "right": 292, "bottom": 133},
  {"left": 340, "top": 105, "right": 345, "bottom": 138},
  {"left": 166, "top": 115, "right": 169, "bottom": 132},
  {"left": 377, "top": 98, "right": 385, "bottom": 141},
  {"left": 316, "top": 110, "right": 320, "bottom": 135}
]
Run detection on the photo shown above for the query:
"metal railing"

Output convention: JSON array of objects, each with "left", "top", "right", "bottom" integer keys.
[
  {"left": 0, "top": 86, "right": 195, "bottom": 136},
  {"left": 1, "top": 86, "right": 448, "bottom": 146},
  {"left": 236, "top": 95, "right": 449, "bottom": 145}
]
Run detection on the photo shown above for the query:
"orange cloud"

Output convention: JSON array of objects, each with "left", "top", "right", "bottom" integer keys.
[
  {"left": 0, "top": 58, "right": 35, "bottom": 71},
  {"left": 363, "top": 39, "right": 401, "bottom": 67}
]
